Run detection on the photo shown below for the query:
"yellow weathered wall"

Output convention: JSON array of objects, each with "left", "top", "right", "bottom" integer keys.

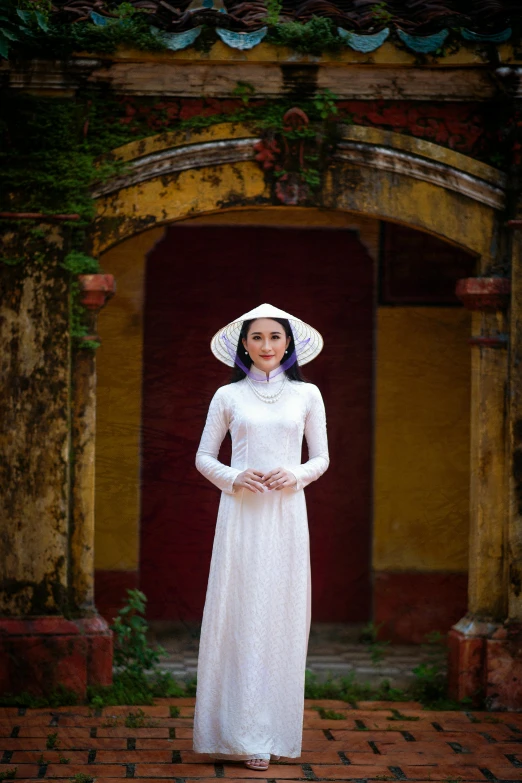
[
  {"left": 95, "top": 226, "right": 165, "bottom": 570},
  {"left": 373, "top": 307, "right": 471, "bottom": 572}
]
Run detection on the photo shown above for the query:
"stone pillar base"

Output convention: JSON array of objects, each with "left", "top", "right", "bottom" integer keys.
[
  {"left": 0, "top": 615, "right": 113, "bottom": 699},
  {"left": 449, "top": 617, "right": 522, "bottom": 710},
  {"left": 448, "top": 626, "right": 486, "bottom": 706},
  {"left": 486, "top": 623, "right": 522, "bottom": 710}
]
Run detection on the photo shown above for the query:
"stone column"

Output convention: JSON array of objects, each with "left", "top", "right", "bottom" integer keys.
[
  {"left": 484, "top": 226, "right": 522, "bottom": 710},
  {"left": 507, "top": 227, "right": 522, "bottom": 622},
  {"left": 0, "top": 241, "right": 116, "bottom": 698},
  {"left": 71, "top": 275, "right": 116, "bottom": 613},
  {"left": 448, "top": 277, "right": 510, "bottom": 706}
]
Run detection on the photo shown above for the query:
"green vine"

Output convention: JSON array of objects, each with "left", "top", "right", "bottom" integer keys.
[
  {"left": 1, "top": 0, "right": 166, "bottom": 59},
  {"left": 265, "top": 0, "right": 282, "bottom": 27},
  {"left": 61, "top": 251, "right": 100, "bottom": 275},
  {"left": 62, "top": 252, "right": 102, "bottom": 350},
  {"left": 267, "top": 17, "right": 343, "bottom": 56},
  {"left": 1, "top": 85, "right": 344, "bottom": 346},
  {"left": 371, "top": 2, "right": 393, "bottom": 27}
]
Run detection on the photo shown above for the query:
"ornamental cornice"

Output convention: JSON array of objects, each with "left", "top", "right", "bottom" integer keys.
[
  {"left": 0, "top": 56, "right": 502, "bottom": 101},
  {"left": 91, "top": 122, "right": 507, "bottom": 211},
  {"left": 334, "top": 142, "right": 506, "bottom": 210},
  {"left": 91, "top": 137, "right": 259, "bottom": 198}
]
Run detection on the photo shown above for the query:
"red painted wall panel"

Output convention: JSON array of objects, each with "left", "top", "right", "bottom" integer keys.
[
  {"left": 374, "top": 572, "right": 468, "bottom": 644},
  {"left": 139, "top": 225, "right": 374, "bottom": 622}
]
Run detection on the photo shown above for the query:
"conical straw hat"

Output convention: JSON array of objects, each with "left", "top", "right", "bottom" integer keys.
[{"left": 210, "top": 302, "right": 324, "bottom": 367}]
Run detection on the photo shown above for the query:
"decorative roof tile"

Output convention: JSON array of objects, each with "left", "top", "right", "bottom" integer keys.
[{"left": 50, "top": 0, "right": 522, "bottom": 41}]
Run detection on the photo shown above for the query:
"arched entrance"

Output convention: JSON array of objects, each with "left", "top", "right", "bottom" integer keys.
[
  {"left": 139, "top": 221, "right": 374, "bottom": 624},
  {"left": 92, "top": 123, "right": 501, "bottom": 640}
]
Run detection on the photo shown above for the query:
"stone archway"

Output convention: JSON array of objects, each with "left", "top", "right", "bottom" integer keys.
[
  {"left": 90, "top": 122, "right": 510, "bottom": 699},
  {"left": 92, "top": 122, "right": 502, "bottom": 263}
]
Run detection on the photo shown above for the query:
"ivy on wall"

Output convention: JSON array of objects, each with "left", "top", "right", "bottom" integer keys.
[
  {"left": 0, "top": 49, "right": 518, "bottom": 348},
  {"left": 0, "top": 87, "right": 342, "bottom": 346}
]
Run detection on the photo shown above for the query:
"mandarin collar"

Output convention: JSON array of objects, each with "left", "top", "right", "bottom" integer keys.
[{"left": 248, "top": 361, "right": 287, "bottom": 384}]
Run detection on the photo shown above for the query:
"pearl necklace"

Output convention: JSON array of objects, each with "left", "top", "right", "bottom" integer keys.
[{"left": 246, "top": 374, "right": 287, "bottom": 404}]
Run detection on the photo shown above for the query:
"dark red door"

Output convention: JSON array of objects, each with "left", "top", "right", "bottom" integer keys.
[{"left": 140, "top": 224, "right": 374, "bottom": 622}]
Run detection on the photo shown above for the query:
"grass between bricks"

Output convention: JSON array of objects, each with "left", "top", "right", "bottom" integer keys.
[{"left": 0, "top": 591, "right": 476, "bottom": 712}]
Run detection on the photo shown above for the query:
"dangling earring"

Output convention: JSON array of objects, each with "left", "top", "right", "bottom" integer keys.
[
  {"left": 285, "top": 350, "right": 288, "bottom": 354},
  {"left": 245, "top": 350, "right": 248, "bottom": 355}
]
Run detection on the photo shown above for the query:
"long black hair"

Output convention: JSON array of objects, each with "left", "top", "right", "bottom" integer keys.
[{"left": 229, "top": 317, "right": 307, "bottom": 384}]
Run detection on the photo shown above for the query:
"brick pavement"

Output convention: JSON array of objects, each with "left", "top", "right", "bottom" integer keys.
[{"left": 2, "top": 699, "right": 522, "bottom": 782}]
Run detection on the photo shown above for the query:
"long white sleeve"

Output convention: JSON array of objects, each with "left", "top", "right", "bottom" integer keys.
[
  {"left": 288, "top": 384, "right": 329, "bottom": 492},
  {"left": 196, "top": 388, "right": 242, "bottom": 495}
]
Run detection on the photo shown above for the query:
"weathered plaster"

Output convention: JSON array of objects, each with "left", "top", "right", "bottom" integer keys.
[
  {"left": 508, "top": 231, "right": 522, "bottom": 622},
  {"left": 1, "top": 44, "right": 519, "bottom": 100},
  {"left": 93, "top": 123, "right": 499, "bottom": 262},
  {"left": 0, "top": 260, "right": 70, "bottom": 615}
]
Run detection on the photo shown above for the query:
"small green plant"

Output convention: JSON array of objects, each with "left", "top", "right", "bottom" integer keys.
[
  {"left": 87, "top": 669, "right": 185, "bottom": 708},
  {"left": 69, "top": 775, "right": 94, "bottom": 783},
  {"left": 37, "top": 755, "right": 46, "bottom": 766},
  {"left": 124, "top": 708, "right": 158, "bottom": 728},
  {"left": 374, "top": 776, "right": 395, "bottom": 781},
  {"left": 46, "top": 733, "right": 59, "bottom": 750},
  {"left": 371, "top": 1, "right": 393, "bottom": 26},
  {"left": 101, "top": 715, "right": 121, "bottom": 728},
  {"left": 61, "top": 251, "right": 102, "bottom": 349},
  {"left": 269, "top": 17, "right": 342, "bottom": 56},
  {"left": 389, "top": 708, "right": 419, "bottom": 722},
  {"left": 169, "top": 705, "right": 180, "bottom": 717},
  {"left": 111, "top": 588, "right": 167, "bottom": 677},
  {"left": 0, "top": 684, "right": 78, "bottom": 708},
  {"left": 185, "top": 676, "right": 198, "bottom": 696},
  {"left": 61, "top": 251, "right": 100, "bottom": 276},
  {"left": 265, "top": 0, "right": 282, "bottom": 26},
  {"left": 411, "top": 631, "right": 475, "bottom": 709},
  {"left": 114, "top": 2, "right": 146, "bottom": 19},
  {"left": 59, "top": 755, "right": 70, "bottom": 764},
  {"left": 149, "top": 670, "right": 186, "bottom": 698},
  {"left": 411, "top": 661, "right": 447, "bottom": 705},
  {"left": 482, "top": 714, "right": 502, "bottom": 723},
  {"left": 312, "top": 705, "right": 346, "bottom": 720},
  {"left": 304, "top": 670, "right": 407, "bottom": 704},
  {"left": 232, "top": 81, "right": 256, "bottom": 106},
  {"left": 360, "top": 621, "right": 391, "bottom": 665},
  {"left": 313, "top": 89, "right": 339, "bottom": 121},
  {"left": 0, "top": 769, "right": 17, "bottom": 781}
]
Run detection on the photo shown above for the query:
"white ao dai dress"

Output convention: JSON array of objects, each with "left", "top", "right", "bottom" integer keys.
[{"left": 192, "top": 363, "right": 329, "bottom": 761}]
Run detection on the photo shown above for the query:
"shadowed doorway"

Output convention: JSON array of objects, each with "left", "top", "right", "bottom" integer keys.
[{"left": 139, "top": 224, "right": 374, "bottom": 624}]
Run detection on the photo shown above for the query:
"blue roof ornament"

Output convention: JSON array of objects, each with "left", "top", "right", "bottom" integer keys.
[
  {"left": 396, "top": 28, "right": 449, "bottom": 53},
  {"left": 461, "top": 27, "right": 512, "bottom": 43},
  {"left": 150, "top": 25, "right": 202, "bottom": 49},
  {"left": 216, "top": 27, "right": 268, "bottom": 49},
  {"left": 90, "top": 11, "right": 110, "bottom": 26},
  {"left": 337, "top": 27, "right": 390, "bottom": 52}
]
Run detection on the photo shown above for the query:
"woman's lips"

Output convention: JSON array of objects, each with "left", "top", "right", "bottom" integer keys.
[{"left": 260, "top": 355, "right": 274, "bottom": 359}]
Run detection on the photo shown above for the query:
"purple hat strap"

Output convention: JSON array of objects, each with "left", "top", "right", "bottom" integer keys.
[{"left": 221, "top": 326, "right": 311, "bottom": 381}]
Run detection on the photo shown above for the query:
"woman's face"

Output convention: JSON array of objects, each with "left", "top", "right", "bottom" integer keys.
[{"left": 242, "top": 318, "right": 291, "bottom": 374}]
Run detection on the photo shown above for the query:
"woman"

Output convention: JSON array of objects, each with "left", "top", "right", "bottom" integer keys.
[{"left": 192, "top": 303, "right": 329, "bottom": 772}]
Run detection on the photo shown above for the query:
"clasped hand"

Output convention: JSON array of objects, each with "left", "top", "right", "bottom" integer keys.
[{"left": 233, "top": 466, "right": 297, "bottom": 493}]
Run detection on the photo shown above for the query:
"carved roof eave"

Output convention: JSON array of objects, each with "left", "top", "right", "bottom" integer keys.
[{"left": 1, "top": 46, "right": 522, "bottom": 101}]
